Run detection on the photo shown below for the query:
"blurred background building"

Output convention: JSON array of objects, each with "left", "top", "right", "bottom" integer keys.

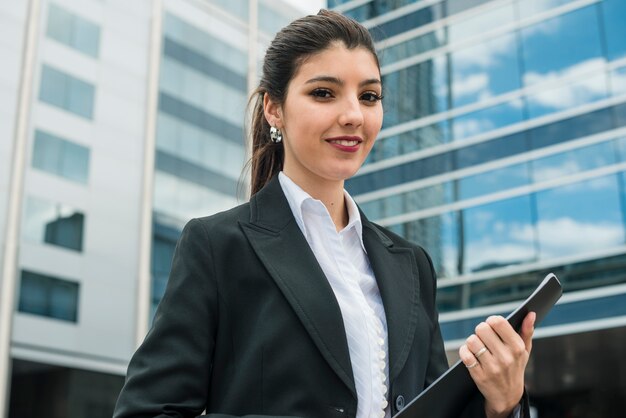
[
  {"left": 0, "top": 0, "right": 319, "bottom": 417},
  {"left": 334, "top": 0, "right": 626, "bottom": 416},
  {"left": 1, "top": 0, "right": 625, "bottom": 417}
]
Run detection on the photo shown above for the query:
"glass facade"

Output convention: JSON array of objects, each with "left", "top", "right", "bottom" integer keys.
[
  {"left": 18, "top": 270, "right": 80, "bottom": 322},
  {"left": 339, "top": 1, "right": 626, "bottom": 413},
  {"left": 338, "top": 0, "right": 626, "bottom": 360},
  {"left": 149, "top": 4, "right": 310, "bottom": 317}
]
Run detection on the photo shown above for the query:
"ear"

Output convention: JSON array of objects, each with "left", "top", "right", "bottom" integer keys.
[{"left": 263, "top": 93, "right": 283, "bottom": 129}]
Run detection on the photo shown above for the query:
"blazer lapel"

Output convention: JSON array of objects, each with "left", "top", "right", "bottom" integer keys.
[
  {"left": 361, "top": 216, "right": 421, "bottom": 384},
  {"left": 239, "top": 177, "right": 356, "bottom": 399}
]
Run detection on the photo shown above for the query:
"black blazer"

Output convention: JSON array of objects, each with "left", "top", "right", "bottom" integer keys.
[{"left": 113, "top": 177, "right": 526, "bottom": 418}]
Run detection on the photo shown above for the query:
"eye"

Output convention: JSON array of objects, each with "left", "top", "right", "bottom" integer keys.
[
  {"left": 310, "top": 88, "right": 333, "bottom": 99},
  {"left": 360, "top": 91, "right": 384, "bottom": 104}
]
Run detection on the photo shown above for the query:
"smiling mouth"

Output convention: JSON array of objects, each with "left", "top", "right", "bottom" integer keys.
[{"left": 328, "top": 139, "right": 361, "bottom": 146}]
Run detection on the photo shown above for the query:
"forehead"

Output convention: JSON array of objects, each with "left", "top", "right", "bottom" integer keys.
[{"left": 291, "top": 44, "right": 380, "bottom": 83}]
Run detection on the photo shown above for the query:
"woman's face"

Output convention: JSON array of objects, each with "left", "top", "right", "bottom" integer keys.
[{"left": 266, "top": 43, "right": 383, "bottom": 187}]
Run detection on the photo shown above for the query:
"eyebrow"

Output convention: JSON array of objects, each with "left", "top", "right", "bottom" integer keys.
[{"left": 304, "top": 75, "right": 382, "bottom": 87}]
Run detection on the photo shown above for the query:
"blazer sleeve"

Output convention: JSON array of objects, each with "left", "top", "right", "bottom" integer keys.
[{"left": 113, "top": 218, "right": 218, "bottom": 418}]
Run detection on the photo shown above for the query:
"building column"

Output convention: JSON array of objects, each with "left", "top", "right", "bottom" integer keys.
[{"left": 0, "top": 0, "right": 41, "bottom": 416}]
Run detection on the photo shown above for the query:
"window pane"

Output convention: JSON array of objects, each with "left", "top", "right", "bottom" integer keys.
[
  {"left": 22, "top": 196, "right": 85, "bottom": 251},
  {"left": 39, "top": 65, "right": 68, "bottom": 109},
  {"left": 73, "top": 17, "right": 100, "bottom": 57},
  {"left": 391, "top": 211, "right": 460, "bottom": 279},
  {"left": 46, "top": 4, "right": 72, "bottom": 45},
  {"left": 379, "top": 29, "right": 446, "bottom": 66},
  {"left": 32, "top": 130, "right": 90, "bottom": 183},
  {"left": 601, "top": 0, "right": 626, "bottom": 60},
  {"left": 451, "top": 33, "right": 521, "bottom": 108},
  {"left": 526, "top": 70, "right": 608, "bottom": 119},
  {"left": 535, "top": 175, "right": 625, "bottom": 259},
  {"left": 383, "top": 55, "right": 448, "bottom": 125},
  {"left": 611, "top": 66, "right": 626, "bottom": 96},
  {"left": 18, "top": 270, "right": 79, "bottom": 322},
  {"left": 61, "top": 140, "right": 90, "bottom": 183},
  {"left": 459, "top": 163, "right": 530, "bottom": 200},
  {"left": 452, "top": 99, "right": 524, "bottom": 141},
  {"left": 32, "top": 130, "right": 63, "bottom": 175},
  {"left": 521, "top": 5, "right": 603, "bottom": 86},
  {"left": 39, "top": 66, "right": 95, "bottom": 119},
  {"left": 67, "top": 76, "right": 95, "bottom": 119},
  {"left": 462, "top": 195, "right": 537, "bottom": 273},
  {"left": 518, "top": 0, "right": 576, "bottom": 18},
  {"left": 532, "top": 141, "right": 617, "bottom": 183},
  {"left": 449, "top": 3, "right": 515, "bottom": 44}
]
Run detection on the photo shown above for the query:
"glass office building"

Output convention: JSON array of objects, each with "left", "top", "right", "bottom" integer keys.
[
  {"left": 331, "top": 0, "right": 626, "bottom": 415},
  {"left": 0, "top": 1, "right": 314, "bottom": 417}
]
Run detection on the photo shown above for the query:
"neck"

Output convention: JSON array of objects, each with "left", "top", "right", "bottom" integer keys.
[{"left": 283, "top": 171, "right": 348, "bottom": 232}]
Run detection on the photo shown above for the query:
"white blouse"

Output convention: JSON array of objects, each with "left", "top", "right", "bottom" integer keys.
[{"left": 279, "top": 172, "right": 391, "bottom": 418}]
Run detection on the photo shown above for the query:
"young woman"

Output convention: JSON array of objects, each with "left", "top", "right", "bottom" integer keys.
[{"left": 113, "top": 10, "right": 535, "bottom": 418}]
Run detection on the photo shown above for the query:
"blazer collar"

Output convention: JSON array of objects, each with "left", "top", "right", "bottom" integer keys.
[{"left": 241, "top": 176, "right": 421, "bottom": 393}]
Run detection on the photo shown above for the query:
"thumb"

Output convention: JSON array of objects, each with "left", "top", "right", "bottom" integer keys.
[{"left": 520, "top": 311, "right": 536, "bottom": 353}]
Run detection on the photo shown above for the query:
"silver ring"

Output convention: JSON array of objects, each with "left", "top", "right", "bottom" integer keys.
[
  {"left": 475, "top": 347, "right": 488, "bottom": 359},
  {"left": 466, "top": 361, "right": 479, "bottom": 369}
]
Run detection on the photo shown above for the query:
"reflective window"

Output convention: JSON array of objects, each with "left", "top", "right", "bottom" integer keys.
[
  {"left": 18, "top": 270, "right": 79, "bottom": 322},
  {"left": 163, "top": 13, "right": 247, "bottom": 76},
  {"left": 391, "top": 211, "right": 460, "bottom": 279},
  {"left": 458, "top": 163, "right": 530, "bottom": 200},
  {"left": 382, "top": 55, "right": 448, "bottom": 125},
  {"left": 616, "top": 137, "right": 626, "bottom": 162},
  {"left": 46, "top": 4, "right": 100, "bottom": 57},
  {"left": 535, "top": 175, "right": 625, "bottom": 259},
  {"left": 438, "top": 252, "right": 626, "bottom": 312},
  {"left": 361, "top": 182, "right": 455, "bottom": 220},
  {"left": 22, "top": 197, "right": 85, "bottom": 252},
  {"left": 343, "top": 0, "right": 424, "bottom": 20},
  {"left": 521, "top": 5, "right": 603, "bottom": 87},
  {"left": 462, "top": 194, "right": 537, "bottom": 273},
  {"left": 451, "top": 99, "right": 524, "bottom": 141},
  {"left": 450, "top": 33, "right": 521, "bottom": 108},
  {"left": 39, "top": 65, "right": 95, "bottom": 119},
  {"left": 610, "top": 66, "right": 626, "bottom": 96},
  {"left": 529, "top": 104, "right": 615, "bottom": 150},
  {"left": 532, "top": 140, "right": 617, "bottom": 183},
  {"left": 31, "top": 130, "right": 90, "bottom": 183},
  {"left": 370, "top": 4, "right": 444, "bottom": 41},
  {"left": 448, "top": 3, "right": 515, "bottom": 44},
  {"left": 526, "top": 70, "right": 608, "bottom": 119},
  {"left": 367, "top": 120, "right": 450, "bottom": 163},
  {"left": 447, "top": 0, "right": 493, "bottom": 15},
  {"left": 601, "top": 0, "right": 626, "bottom": 60},
  {"left": 379, "top": 29, "right": 446, "bottom": 66},
  {"left": 517, "top": 0, "right": 576, "bottom": 19}
]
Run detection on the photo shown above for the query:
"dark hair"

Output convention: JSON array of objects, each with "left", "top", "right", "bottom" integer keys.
[{"left": 247, "top": 9, "right": 380, "bottom": 196}]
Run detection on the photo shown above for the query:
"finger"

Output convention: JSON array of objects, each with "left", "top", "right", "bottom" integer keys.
[
  {"left": 520, "top": 311, "right": 536, "bottom": 352},
  {"left": 465, "top": 334, "right": 491, "bottom": 363},
  {"left": 459, "top": 344, "right": 481, "bottom": 372},
  {"left": 474, "top": 320, "right": 507, "bottom": 358},
  {"left": 485, "top": 315, "right": 523, "bottom": 347}
]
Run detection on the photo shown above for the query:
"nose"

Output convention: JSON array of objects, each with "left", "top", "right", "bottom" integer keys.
[{"left": 338, "top": 96, "right": 364, "bottom": 128}]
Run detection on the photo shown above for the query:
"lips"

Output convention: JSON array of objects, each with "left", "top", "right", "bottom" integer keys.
[{"left": 325, "top": 136, "right": 363, "bottom": 152}]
